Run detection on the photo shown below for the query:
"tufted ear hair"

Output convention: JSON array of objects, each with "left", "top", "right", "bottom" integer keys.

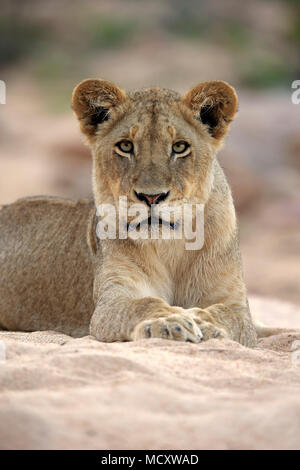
[
  {"left": 182, "top": 81, "right": 238, "bottom": 140},
  {"left": 72, "top": 79, "right": 126, "bottom": 138}
]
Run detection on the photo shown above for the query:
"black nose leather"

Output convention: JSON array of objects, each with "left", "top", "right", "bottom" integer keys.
[{"left": 134, "top": 191, "right": 170, "bottom": 207}]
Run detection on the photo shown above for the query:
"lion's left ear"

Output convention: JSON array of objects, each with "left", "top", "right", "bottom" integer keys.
[
  {"left": 72, "top": 79, "right": 126, "bottom": 139},
  {"left": 182, "top": 81, "right": 238, "bottom": 140}
]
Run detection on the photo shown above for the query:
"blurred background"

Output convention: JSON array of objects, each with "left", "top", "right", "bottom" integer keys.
[{"left": 0, "top": 0, "right": 299, "bottom": 305}]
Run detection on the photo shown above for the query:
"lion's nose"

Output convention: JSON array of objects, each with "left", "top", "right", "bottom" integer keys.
[{"left": 134, "top": 191, "right": 170, "bottom": 207}]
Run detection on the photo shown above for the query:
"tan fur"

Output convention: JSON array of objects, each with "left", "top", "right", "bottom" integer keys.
[
  {"left": 0, "top": 79, "right": 258, "bottom": 347},
  {"left": 0, "top": 197, "right": 95, "bottom": 336}
]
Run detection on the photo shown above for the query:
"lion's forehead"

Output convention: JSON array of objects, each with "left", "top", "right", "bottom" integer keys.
[
  {"left": 116, "top": 90, "right": 190, "bottom": 141},
  {"left": 128, "top": 87, "right": 181, "bottom": 104},
  {"left": 126, "top": 89, "right": 180, "bottom": 119}
]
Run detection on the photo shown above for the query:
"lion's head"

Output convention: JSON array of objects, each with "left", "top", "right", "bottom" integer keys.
[{"left": 72, "top": 79, "right": 237, "bottom": 236}]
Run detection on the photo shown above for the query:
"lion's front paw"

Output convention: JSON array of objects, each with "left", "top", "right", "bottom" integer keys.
[
  {"left": 194, "top": 319, "right": 228, "bottom": 341},
  {"left": 133, "top": 313, "right": 203, "bottom": 343}
]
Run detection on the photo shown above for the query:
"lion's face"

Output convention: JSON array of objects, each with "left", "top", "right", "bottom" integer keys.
[
  {"left": 73, "top": 80, "right": 237, "bottom": 231},
  {"left": 92, "top": 90, "right": 215, "bottom": 208}
]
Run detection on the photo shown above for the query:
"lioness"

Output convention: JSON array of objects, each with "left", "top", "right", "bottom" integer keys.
[{"left": 0, "top": 79, "right": 260, "bottom": 346}]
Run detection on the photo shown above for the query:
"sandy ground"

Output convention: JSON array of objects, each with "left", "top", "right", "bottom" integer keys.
[{"left": 0, "top": 296, "right": 300, "bottom": 450}]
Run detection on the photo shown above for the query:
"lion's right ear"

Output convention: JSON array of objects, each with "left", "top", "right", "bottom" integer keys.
[
  {"left": 72, "top": 79, "right": 126, "bottom": 138},
  {"left": 182, "top": 81, "right": 238, "bottom": 140}
]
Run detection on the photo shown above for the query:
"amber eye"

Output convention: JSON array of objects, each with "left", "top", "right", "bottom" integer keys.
[
  {"left": 116, "top": 140, "right": 134, "bottom": 153},
  {"left": 172, "top": 141, "right": 190, "bottom": 154}
]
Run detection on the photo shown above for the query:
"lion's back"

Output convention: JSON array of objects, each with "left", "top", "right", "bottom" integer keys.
[{"left": 0, "top": 196, "right": 95, "bottom": 336}]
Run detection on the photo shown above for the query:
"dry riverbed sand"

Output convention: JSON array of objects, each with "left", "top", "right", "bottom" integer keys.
[{"left": 0, "top": 296, "right": 300, "bottom": 450}]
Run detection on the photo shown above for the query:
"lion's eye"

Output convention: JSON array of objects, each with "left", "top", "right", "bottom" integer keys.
[
  {"left": 116, "top": 140, "right": 134, "bottom": 153},
  {"left": 172, "top": 141, "right": 190, "bottom": 154}
]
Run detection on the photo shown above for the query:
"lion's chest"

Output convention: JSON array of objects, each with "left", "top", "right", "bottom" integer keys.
[{"left": 154, "top": 241, "right": 205, "bottom": 308}]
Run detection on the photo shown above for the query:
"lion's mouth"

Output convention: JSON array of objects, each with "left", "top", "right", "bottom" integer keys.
[{"left": 127, "top": 215, "right": 178, "bottom": 232}]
